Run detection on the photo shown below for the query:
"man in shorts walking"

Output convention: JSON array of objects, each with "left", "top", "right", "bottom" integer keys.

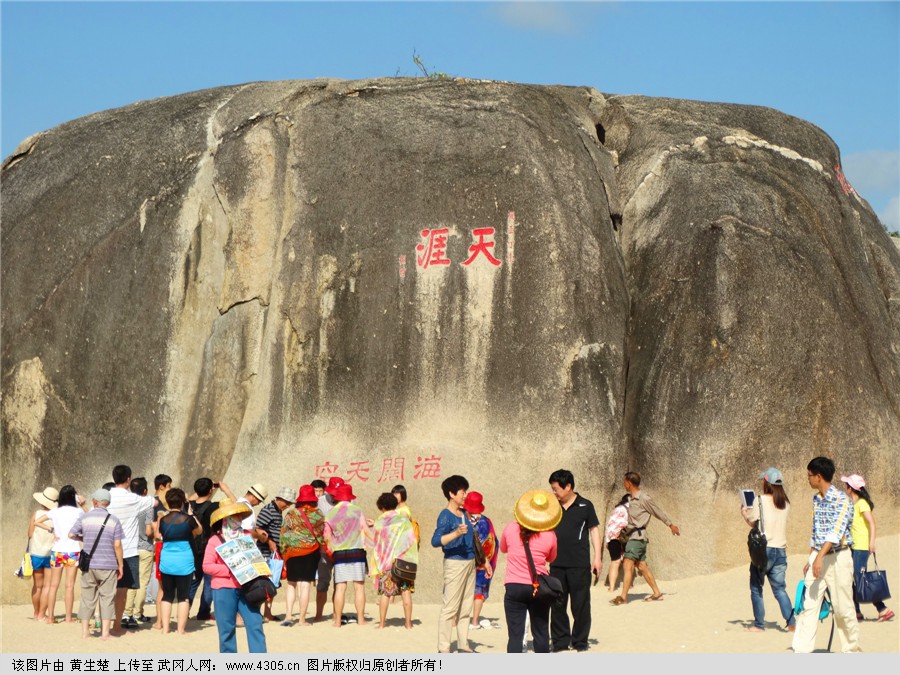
[{"left": 610, "top": 471, "right": 680, "bottom": 606}]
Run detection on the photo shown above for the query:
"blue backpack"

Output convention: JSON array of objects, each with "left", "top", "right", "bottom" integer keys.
[{"left": 794, "top": 580, "right": 835, "bottom": 651}]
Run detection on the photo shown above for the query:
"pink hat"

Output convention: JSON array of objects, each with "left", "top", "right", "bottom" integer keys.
[
  {"left": 841, "top": 474, "right": 866, "bottom": 491},
  {"left": 325, "top": 476, "right": 345, "bottom": 496},
  {"left": 463, "top": 491, "right": 485, "bottom": 514}
]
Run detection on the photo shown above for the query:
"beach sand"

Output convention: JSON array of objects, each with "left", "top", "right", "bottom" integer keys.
[{"left": 3, "top": 535, "right": 898, "bottom": 654}]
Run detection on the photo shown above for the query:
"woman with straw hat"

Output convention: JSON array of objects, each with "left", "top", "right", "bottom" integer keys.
[
  {"left": 27, "top": 487, "right": 59, "bottom": 620},
  {"left": 499, "top": 489, "right": 561, "bottom": 653},
  {"left": 202, "top": 498, "right": 268, "bottom": 653}
]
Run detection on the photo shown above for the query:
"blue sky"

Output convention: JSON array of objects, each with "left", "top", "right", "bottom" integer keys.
[{"left": 2, "top": 1, "right": 898, "bottom": 228}]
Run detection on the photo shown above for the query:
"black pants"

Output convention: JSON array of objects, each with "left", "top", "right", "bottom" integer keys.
[
  {"left": 504, "top": 583, "right": 551, "bottom": 653},
  {"left": 549, "top": 565, "right": 592, "bottom": 651}
]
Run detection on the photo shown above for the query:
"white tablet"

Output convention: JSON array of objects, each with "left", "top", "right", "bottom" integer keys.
[{"left": 740, "top": 489, "right": 755, "bottom": 508}]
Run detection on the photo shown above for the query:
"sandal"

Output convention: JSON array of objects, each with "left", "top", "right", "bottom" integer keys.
[
  {"left": 643, "top": 594, "right": 665, "bottom": 602},
  {"left": 877, "top": 610, "right": 895, "bottom": 622},
  {"left": 610, "top": 596, "right": 626, "bottom": 606}
]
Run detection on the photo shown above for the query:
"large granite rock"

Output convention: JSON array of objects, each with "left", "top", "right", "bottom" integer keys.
[{"left": 2, "top": 78, "right": 898, "bottom": 602}]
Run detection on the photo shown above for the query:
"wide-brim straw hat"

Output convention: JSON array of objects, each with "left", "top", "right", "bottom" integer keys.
[
  {"left": 514, "top": 489, "right": 562, "bottom": 532},
  {"left": 33, "top": 487, "right": 59, "bottom": 510},
  {"left": 210, "top": 498, "right": 253, "bottom": 526}
]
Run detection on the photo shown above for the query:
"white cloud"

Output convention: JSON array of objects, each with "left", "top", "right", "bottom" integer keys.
[
  {"left": 842, "top": 150, "right": 899, "bottom": 193},
  {"left": 879, "top": 195, "right": 900, "bottom": 232},
  {"left": 492, "top": 2, "right": 576, "bottom": 34}
]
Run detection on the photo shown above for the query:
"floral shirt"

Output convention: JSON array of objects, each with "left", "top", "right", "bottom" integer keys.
[{"left": 280, "top": 505, "right": 325, "bottom": 560}]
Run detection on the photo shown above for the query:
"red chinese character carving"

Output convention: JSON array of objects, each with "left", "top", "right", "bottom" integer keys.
[
  {"left": 461, "top": 228, "right": 501, "bottom": 267},
  {"left": 377, "top": 457, "right": 406, "bottom": 483},
  {"left": 834, "top": 164, "right": 857, "bottom": 196},
  {"left": 315, "top": 462, "right": 340, "bottom": 479},
  {"left": 346, "top": 460, "right": 370, "bottom": 482},
  {"left": 416, "top": 228, "right": 451, "bottom": 269},
  {"left": 413, "top": 455, "right": 442, "bottom": 480}
]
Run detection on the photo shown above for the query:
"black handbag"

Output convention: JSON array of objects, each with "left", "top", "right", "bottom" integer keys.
[
  {"left": 78, "top": 514, "right": 110, "bottom": 573},
  {"left": 390, "top": 559, "right": 418, "bottom": 584},
  {"left": 856, "top": 553, "right": 891, "bottom": 604},
  {"left": 747, "top": 496, "right": 768, "bottom": 571},
  {"left": 241, "top": 575, "right": 277, "bottom": 608},
  {"left": 523, "top": 537, "right": 563, "bottom": 605}
]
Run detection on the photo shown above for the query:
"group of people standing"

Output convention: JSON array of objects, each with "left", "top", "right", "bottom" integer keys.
[
  {"left": 23, "top": 456, "right": 892, "bottom": 655},
  {"left": 738, "top": 456, "right": 893, "bottom": 653},
  {"left": 431, "top": 468, "right": 681, "bottom": 653}
]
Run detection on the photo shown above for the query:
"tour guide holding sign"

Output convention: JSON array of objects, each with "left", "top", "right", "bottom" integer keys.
[{"left": 202, "top": 499, "right": 268, "bottom": 653}]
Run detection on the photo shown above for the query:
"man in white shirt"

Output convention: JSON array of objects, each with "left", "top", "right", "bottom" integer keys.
[
  {"left": 238, "top": 483, "right": 268, "bottom": 533},
  {"left": 107, "top": 464, "right": 154, "bottom": 635}
]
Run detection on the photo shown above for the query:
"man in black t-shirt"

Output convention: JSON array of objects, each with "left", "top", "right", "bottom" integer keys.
[
  {"left": 187, "top": 477, "right": 236, "bottom": 621},
  {"left": 548, "top": 469, "right": 602, "bottom": 653}
]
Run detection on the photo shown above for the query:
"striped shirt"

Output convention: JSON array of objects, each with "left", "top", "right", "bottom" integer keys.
[
  {"left": 69, "top": 507, "right": 124, "bottom": 570},
  {"left": 108, "top": 487, "right": 154, "bottom": 557},
  {"left": 810, "top": 484, "right": 854, "bottom": 550},
  {"left": 255, "top": 501, "right": 284, "bottom": 557}
]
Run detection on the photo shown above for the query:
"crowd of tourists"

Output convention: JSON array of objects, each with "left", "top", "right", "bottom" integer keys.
[{"left": 23, "top": 455, "right": 891, "bottom": 653}]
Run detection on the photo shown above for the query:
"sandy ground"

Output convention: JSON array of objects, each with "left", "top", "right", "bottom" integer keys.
[{"left": 3, "top": 535, "right": 898, "bottom": 655}]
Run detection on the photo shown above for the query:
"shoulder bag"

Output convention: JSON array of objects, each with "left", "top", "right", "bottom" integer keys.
[
  {"left": 747, "top": 495, "right": 768, "bottom": 571},
  {"left": 523, "top": 536, "right": 563, "bottom": 605},
  {"left": 15, "top": 540, "right": 32, "bottom": 578},
  {"left": 79, "top": 514, "right": 110, "bottom": 573}
]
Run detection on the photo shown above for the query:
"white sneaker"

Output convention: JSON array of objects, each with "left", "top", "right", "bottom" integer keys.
[
  {"left": 469, "top": 622, "right": 481, "bottom": 630},
  {"left": 479, "top": 619, "right": 492, "bottom": 629}
]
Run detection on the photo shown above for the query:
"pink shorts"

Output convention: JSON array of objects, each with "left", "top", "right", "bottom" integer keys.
[{"left": 50, "top": 551, "right": 80, "bottom": 568}]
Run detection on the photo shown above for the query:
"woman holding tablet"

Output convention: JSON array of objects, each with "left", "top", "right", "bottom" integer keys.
[{"left": 740, "top": 467, "right": 795, "bottom": 633}]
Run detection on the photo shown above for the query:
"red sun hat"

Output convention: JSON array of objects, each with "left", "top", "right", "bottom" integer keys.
[
  {"left": 332, "top": 483, "right": 357, "bottom": 502},
  {"left": 463, "top": 491, "right": 485, "bottom": 514},
  {"left": 324, "top": 476, "right": 345, "bottom": 496},
  {"left": 296, "top": 485, "right": 318, "bottom": 505}
]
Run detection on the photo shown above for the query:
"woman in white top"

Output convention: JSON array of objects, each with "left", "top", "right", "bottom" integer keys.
[
  {"left": 35, "top": 485, "right": 88, "bottom": 624},
  {"left": 741, "top": 467, "right": 795, "bottom": 632},
  {"left": 28, "top": 487, "right": 59, "bottom": 620}
]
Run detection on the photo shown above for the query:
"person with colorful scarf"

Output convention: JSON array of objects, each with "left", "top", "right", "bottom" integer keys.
[
  {"left": 462, "top": 491, "right": 498, "bottom": 631},
  {"left": 368, "top": 492, "right": 419, "bottom": 629},
  {"left": 279, "top": 485, "right": 325, "bottom": 626},
  {"left": 323, "top": 483, "right": 372, "bottom": 627},
  {"left": 202, "top": 499, "right": 267, "bottom": 653}
]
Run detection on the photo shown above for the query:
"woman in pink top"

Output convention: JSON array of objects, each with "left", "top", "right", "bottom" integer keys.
[
  {"left": 202, "top": 499, "right": 267, "bottom": 653},
  {"left": 500, "top": 489, "right": 561, "bottom": 653}
]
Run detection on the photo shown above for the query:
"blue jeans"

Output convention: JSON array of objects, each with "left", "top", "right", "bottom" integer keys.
[
  {"left": 850, "top": 549, "right": 888, "bottom": 614},
  {"left": 211, "top": 587, "right": 267, "bottom": 653},
  {"left": 190, "top": 573, "right": 214, "bottom": 618},
  {"left": 749, "top": 547, "right": 795, "bottom": 629}
]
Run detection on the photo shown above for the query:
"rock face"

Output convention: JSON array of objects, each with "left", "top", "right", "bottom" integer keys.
[{"left": 3, "top": 78, "right": 898, "bottom": 602}]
